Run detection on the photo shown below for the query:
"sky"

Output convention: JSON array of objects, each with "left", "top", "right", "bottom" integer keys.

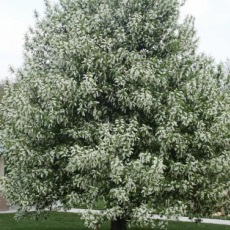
[{"left": 0, "top": 0, "right": 230, "bottom": 81}]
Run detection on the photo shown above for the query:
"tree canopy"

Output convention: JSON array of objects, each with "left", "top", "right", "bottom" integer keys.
[{"left": 1, "top": 0, "right": 230, "bottom": 229}]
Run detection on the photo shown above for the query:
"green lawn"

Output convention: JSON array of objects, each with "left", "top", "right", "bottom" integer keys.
[{"left": 0, "top": 212, "right": 229, "bottom": 230}]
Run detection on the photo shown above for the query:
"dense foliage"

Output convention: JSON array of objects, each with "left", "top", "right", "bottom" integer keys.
[{"left": 1, "top": 0, "right": 229, "bottom": 229}]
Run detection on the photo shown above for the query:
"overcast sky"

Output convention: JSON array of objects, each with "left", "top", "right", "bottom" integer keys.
[{"left": 0, "top": 0, "right": 230, "bottom": 81}]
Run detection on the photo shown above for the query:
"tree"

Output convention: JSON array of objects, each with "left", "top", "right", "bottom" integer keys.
[
  {"left": 0, "top": 85, "right": 4, "bottom": 100},
  {"left": 1, "top": 0, "right": 230, "bottom": 229}
]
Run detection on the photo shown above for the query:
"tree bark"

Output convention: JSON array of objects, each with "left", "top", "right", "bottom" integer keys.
[{"left": 110, "top": 217, "right": 127, "bottom": 230}]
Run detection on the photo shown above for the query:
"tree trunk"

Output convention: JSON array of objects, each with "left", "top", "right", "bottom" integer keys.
[{"left": 110, "top": 217, "right": 127, "bottom": 230}]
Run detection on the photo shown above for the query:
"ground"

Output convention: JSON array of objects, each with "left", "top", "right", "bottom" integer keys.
[{"left": 0, "top": 212, "right": 230, "bottom": 230}]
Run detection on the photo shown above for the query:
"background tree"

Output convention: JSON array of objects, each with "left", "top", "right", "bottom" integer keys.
[{"left": 1, "top": 0, "right": 230, "bottom": 229}]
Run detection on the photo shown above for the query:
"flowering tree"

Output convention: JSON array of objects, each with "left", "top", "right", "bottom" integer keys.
[{"left": 1, "top": 0, "right": 230, "bottom": 229}]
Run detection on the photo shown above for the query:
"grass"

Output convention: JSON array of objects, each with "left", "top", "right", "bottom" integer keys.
[{"left": 0, "top": 212, "right": 230, "bottom": 230}]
